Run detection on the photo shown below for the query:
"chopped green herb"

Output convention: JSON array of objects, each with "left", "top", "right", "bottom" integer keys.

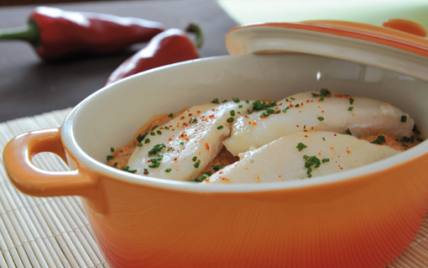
[
  {"left": 312, "top": 93, "right": 319, "bottom": 97},
  {"left": 167, "top": 147, "right": 172, "bottom": 152},
  {"left": 303, "top": 155, "right": 323, "bottom": 178},
  {"left": 165, "top": 168, "right": 172, "bottom": 173},
  {"left": 346, "top": 128, "right": 352, "bottom": 135},
  {"left": 151, "top": 125, "right": 158, "bottom": 130},
  {"left": 286, "top": 98, "right": 289, "bottom": 102},
  {"left": 149, "top": 161, "right": 161, "bottom": 168},
  {"left": 217, "top": 125, "right": 224, "bottom": 130},
  {"left": 371, "top": 135, "right": 386, "bottom": 144},
  {"left": 148, "top": 143, "right": 166, "bottom": 156},
  {"left": 192, "top": 156, "right": 197, "bottom": 162},
  {"left": 122, "top": 166, "right": 130, "bottom": 171},
  {"left": 320, "top": 96, "right": 324, "bottom": 101},
  {"left": 156, "top": 130, "right": 162, "bottom": 135},
  {"left": 107, "top": 155, "right": 114, "bottom": 161},
  {"left": 110, "top": 147, "right": 114, "bottom": 153},
  {"left": 145, "top": 139, "right": 150, "bottom": 144},
  {"left": 238, "top": 105, "right": 243, "bottom": 108},
  {"left": 233, "top": 98, "right": 240, "bottom": 103},
  {"left": 413, "top": 125, "right": 421, "bottom": 135},
  {"left": 194, "top": 160, "right": 201, "bottom": 168},
  {"left": 137, "top": 143, "right": 143, "bottom": 147},
  {"left": 150, "top": 132, "right": 155, "bottom": 136},
  {"left": 290, "top": 97, "right": 295, "bottom": 100},
  {"left": 180, "top": 142, "right": 184, "bottom": 145},
  {"left": 417, "top": 137, "right": 424, "bottom": 142},
  {"left": 296, "top": 142, "right": 307, "bottom": 151},
  {"left": 165, "top": 126, "right": 170, "bottom": 130},
  {"left": 401, "top": 115, "right": 407, "bottom": 123},
  {"left": 168, "top": 113, "right": 173, "bottom": 118},
  {"left": 230, "top": 110, "right": 235, "bottom": 116},
  {"left": 250, "top": 159, "right": 254, "bottom": 163},
  {"left": 245, "top": 100, "right": 249, "bottom": 103},
  {"left": 282, "top": 107, "right": 290, "bottom": 113},
  {"left": 320, "top": 88, "right": 331, "bottom": 96},
  {"left": 212, "top": 98, "right": 219, "bottom": 104},
  {"left": 222, "top": 100, "right": 227, "bottom": 103},
  {"left": 348, "top": 106, "right": 353, "bottom": 111},
  {"left": 247, "top": 109, "right": 253, "bottom": 114},
  {"left": 350, "top": 98, "right": 354, "bottom": 105},
  {"left": 275, "top": 110, "right": 280, "bottom": 114},
  {"left": 213, "top": 165, "right": 223, "bottom": 171},
  {"left": 252, "top": 100, "right": 277, "bottom": 112},
  {"left": 227, "top": 117, "right": 234, "bottom": 123},
  {"left": 322, "top": 137, "right": 325, "bottom": 141},
  {"left": 113, "top": 162, "right": 118, "bottom": 167},
  {"left": 322, "top": 158, "right": 330, "bottom": 163},
  {"left": 137, "top": 132, "right": 148, "bottom": 143},
  {"left": 189, "top": 117, "right": 198, "bottom": 124},
  {"left": 295, "top": 104, "right": 300, "bottom": 108},
  {"left": 317, "top": 116, "right": 324, "bottom": 121}
]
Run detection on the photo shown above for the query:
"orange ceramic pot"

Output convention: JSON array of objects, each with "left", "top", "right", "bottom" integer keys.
[{"left": 4, "top": 20, "right": 428, "bottom": 268}]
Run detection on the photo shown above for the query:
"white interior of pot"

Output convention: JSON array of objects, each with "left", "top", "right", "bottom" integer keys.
[{"left": 61, "top": 54, "right": 428, "bottom": 189}]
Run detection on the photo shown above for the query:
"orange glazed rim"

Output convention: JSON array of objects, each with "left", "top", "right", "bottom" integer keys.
[{"left": 226, "top": 20, "right": 428, "bottom": 58}]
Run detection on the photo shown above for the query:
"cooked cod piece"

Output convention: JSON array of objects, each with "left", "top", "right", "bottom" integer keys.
[
  {"left": 223, "top": 90, "right": 414, "bottom": 156},
  {"left": 207, "top": 131, "right": 400, "bottom": 184},
  {"left": 128, "top": 101, "right": 253, "bottom": 181}
]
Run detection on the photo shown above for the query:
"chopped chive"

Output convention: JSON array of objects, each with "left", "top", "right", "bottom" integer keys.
[
  {"left": 295, "top": 104, "right": 300, "bottom": 108},
  {"left": 230, "top": 110, "right": 235, "bottom": 116},
  {"left": 217, "top": 125, "right": 224, "bottom": 130},
  {"left": 189, "top": 117, "right": 198, "bottom": 124},
  {"left": 167, "top": 147, "right": 172, "bottom": 152},
  {"left": 346, "top": 128, "right": 352, "bottom": 135},
  {"left": 180, "top": 142, "right": 184, "bottom": 145},
  {"left": 150, "top": 132, "right": 155, "bottom": 136},
  {"left": 122, "top": 166, "right": 130, "bottom": 171},
  {"left": 227, "top": 117, "right": 234, "bottom": 123},
  {"left": 322, "top": 158, "right": 330, "bottom": 163},
  {"left": 137, "top": 143, "right": 143, "bottom": 147},
  {"left": 165, "top": 126, "right": 170, "bottom": 130},
  {"left": 156, "top": 130, "right": 162, "bottom": 135},
  {"left": 213, "top": 165, "right": 223, "bottom": 171},
  {"left": 401, "top": 115, "right": 407, "bottom": 123},
  {"left": 212, "top": 98, "right": 219, "bottom": 104},
  {"left": 113, "top": 162, "right": 118, "bottom": 167},
  {"left": 192, "top": 156, "right": 197, "bottom": 162},
  {"left": 137, "top": 132, "right": 148, "bottom": 143},
  {"left": 371, "top": 135, "right": 386, "bottom": 144},
  {"left": 148, "top": 143, "right": 166, "bottom": 156},
  {"left": 238, "top": 105, "right": 243, "bottom": 108},
  {"left": 290, "top": 97, "right": 295, "bottom": 100},
  {"left": 312, "top": 93, "right": 319, "bottom": 97},
  {"left": 320, "top": 96, "right": 324, "bottom": 101},
  {"left": 168, "top": 113, "right": 173, "bottom": 117},
  {"left": 165, "top": 168, "right": 172, "bottom": 173},
  {"left": 250, "top": 159, "right": 254, "bottom": 163},
  {"left": 110, "top": 147, "right": 114, "bottom": 153},
  {"left": 317, "top": 116, "right": 324, "bottom": 121},
  {"left": 107, "top": 155, "right": 114, "bottom": 161},
  {"left": 145, "top": 139, "right": 150, "bottom": 144},
  {"left": 194, "top": 160, "right": 201, "bottom": 168},
  {"left": 245, "top": 100, "right": 249, "bottom": 103},
  {"left": 151, "top": 125, "right": 158, "bottom": 130},
  {"left": 296, "top": 142, "right": 307, "bottom": 151},
  {"left": 222, "top": 100, "right": 227, "bottom": 103},
  {"left": 350, "top": 98, "right": 354, "bottom": 105},
  {"left": 233, "top": 98, "right": 240, "bottom": 103},
  {"left": 348, "top": 106, "right": 353, "bottom": 111}
]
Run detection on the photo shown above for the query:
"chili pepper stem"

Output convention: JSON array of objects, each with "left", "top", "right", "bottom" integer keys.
[
  {"left": 0, "top": 21, "right": 40, "bottom": 47},
  {"left": 185, "top": 23, "right": 203, "bottom": 49}
]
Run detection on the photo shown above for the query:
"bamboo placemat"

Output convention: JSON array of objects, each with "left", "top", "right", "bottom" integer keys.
[{"left": 1, "top": 109, "right": 428, "bottom": 268}]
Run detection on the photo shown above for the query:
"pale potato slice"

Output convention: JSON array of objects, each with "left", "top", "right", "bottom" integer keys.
[
  {"left": 223, "top": 90, "right": 414, "bottom": 156},
  {"left": 207, "top": 131, "right": 400, "bottom": 184}
]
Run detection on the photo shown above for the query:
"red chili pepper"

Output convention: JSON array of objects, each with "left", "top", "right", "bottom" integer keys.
[
  {"left": 0, "top": 6, "right": 164, "bottom": 60},
  {"left": 104, "top": 23, "right": 203, "bottom": 86}
]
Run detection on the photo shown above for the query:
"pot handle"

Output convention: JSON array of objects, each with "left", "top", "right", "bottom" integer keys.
[{"left": 3, "top": 128, "right": 99, "bottom": 199}]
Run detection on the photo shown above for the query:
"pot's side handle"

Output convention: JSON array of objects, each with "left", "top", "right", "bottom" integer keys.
[{"left": 3, "top": 128, "right": 98, "bottom": 198}]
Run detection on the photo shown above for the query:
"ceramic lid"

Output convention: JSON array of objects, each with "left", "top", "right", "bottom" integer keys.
[{"left": 225, "top": 20, "right": 428, "bottom": 82}]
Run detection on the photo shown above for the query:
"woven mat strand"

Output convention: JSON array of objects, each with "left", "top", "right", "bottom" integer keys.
[{"left": 1, "top": 109, "right": 428, "bottom": 267}]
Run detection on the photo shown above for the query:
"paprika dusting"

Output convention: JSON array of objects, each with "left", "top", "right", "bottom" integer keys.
[
  {"left": 104, "top": 23, "right": 203, "bottom": 86},
  {"left": 0, "top": 6, "right": 164, "bottom": 60}
]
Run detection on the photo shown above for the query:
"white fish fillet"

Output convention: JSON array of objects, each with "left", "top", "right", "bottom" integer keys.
[
  {"left": 207, "top": 131, "right": 400, "bottom": 184},
  {"left": 223, "top": 91, "right": 414, "bottom": 156},
  {"left": 128, "top": 101, "right": 253, "bottom": 181}
]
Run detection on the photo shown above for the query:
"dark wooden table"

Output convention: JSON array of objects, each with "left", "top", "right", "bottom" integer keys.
[{"left": 0, "top": 0, "right": 238, "bottom": 122}]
